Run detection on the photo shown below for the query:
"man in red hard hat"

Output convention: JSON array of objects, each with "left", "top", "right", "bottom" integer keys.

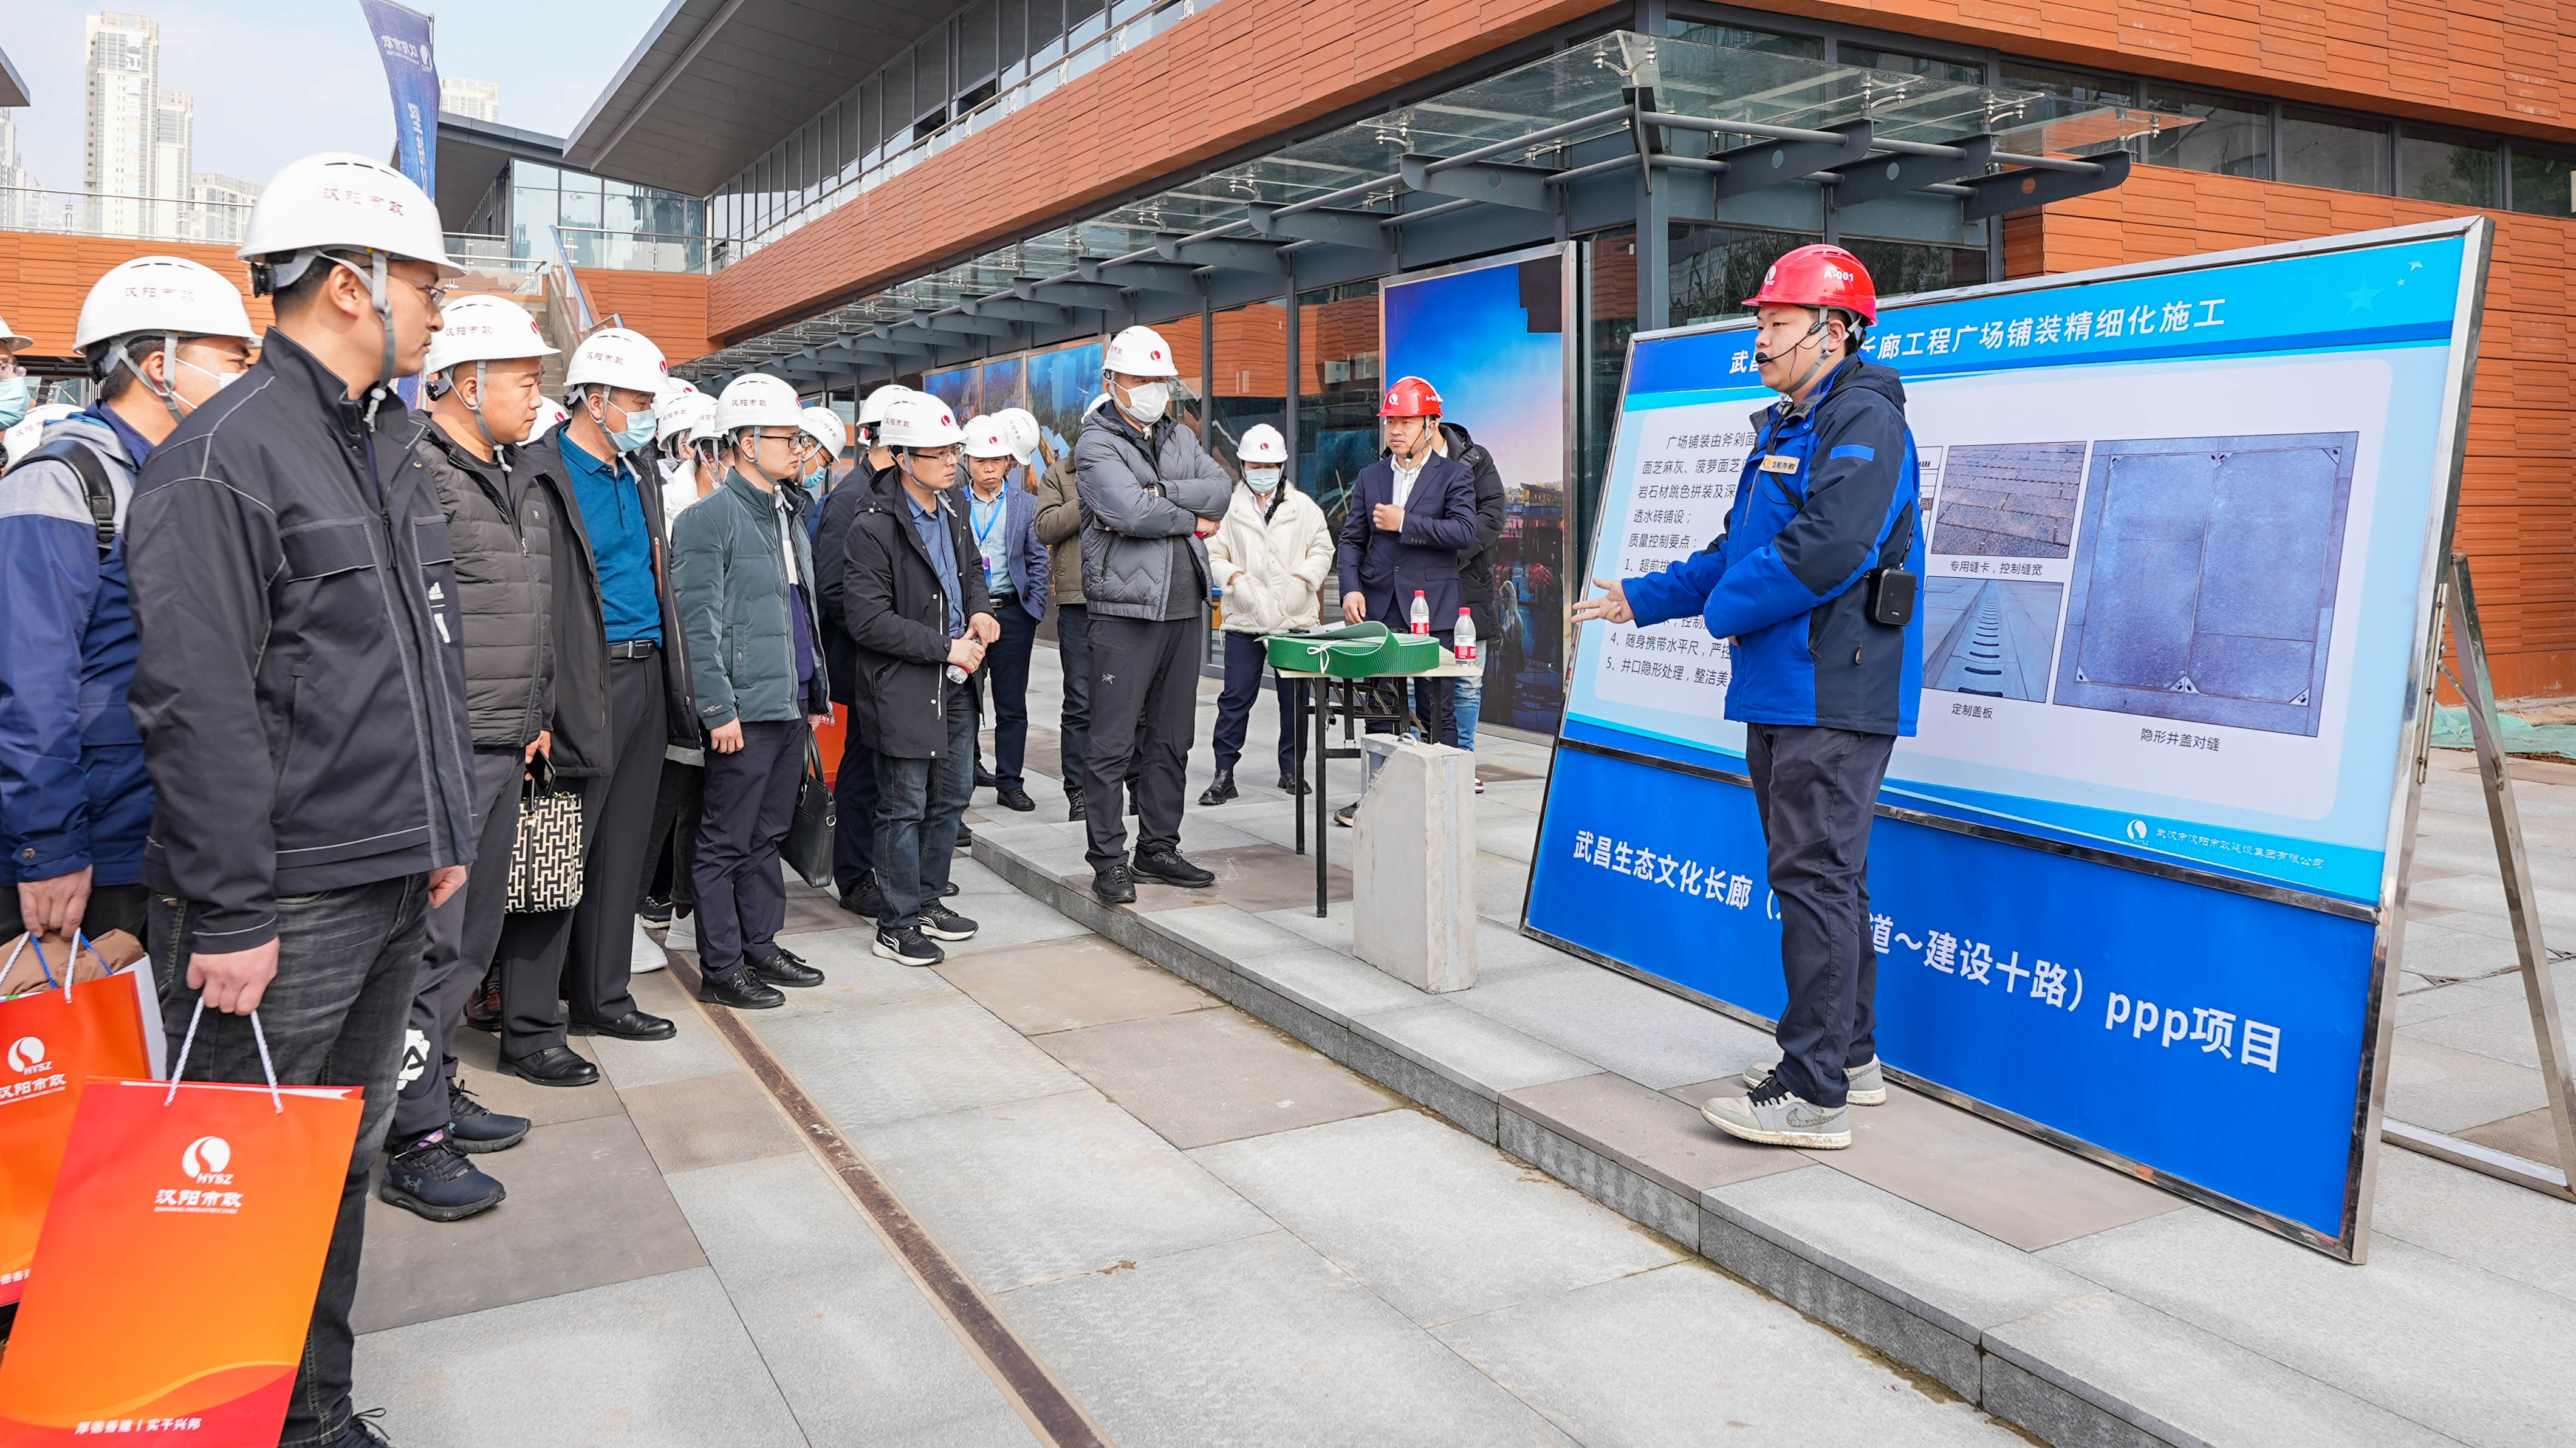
[
  {"left": 1332, "top": 375, "right": 1483, "bottom": 825},
  {"left": 1574, "top": 243, "right": 1926, "bottom": 1152}
]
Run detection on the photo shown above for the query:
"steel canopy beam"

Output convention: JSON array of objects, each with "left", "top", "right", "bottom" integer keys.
[
  {"left": 961, "top": 295, "right": 1069, "bottom": 326},
  {"left": 1156, "top": 233, "right": 1292, "bottom": 273},
  {"left": 1083, "top": 257, "right": 1201, "bottom": 293},
  {"left": 1245, "top": 203, "right": 1392, "bottom": 251},
  {"left": 1016, "top": 276, "right": 1126, "bottom": 310},
  {"left": 1399, "top": 152, "right": 1555, "bottom": 213},
  {"left": 917, "top": 310, "right": 1019, "bottom": 339},
  {"left": 1961, "top": 149, "right": 2130, "bottom": 221},
  {"left": 1827, "top": 134, "right": 1995, "bottom": 209},
  {"left": 1708, "top": 118, "right": 1872, "bottom": 199}
]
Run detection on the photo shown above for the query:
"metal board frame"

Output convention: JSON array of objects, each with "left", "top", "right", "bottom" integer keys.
[{"left": 1519, "top": 214, "right": 2495, "bottom": 1262}]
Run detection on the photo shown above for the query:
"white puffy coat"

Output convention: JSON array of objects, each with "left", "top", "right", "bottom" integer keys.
[{"left": 1205, "top": 479, "right": 1332, "bottom": 635}]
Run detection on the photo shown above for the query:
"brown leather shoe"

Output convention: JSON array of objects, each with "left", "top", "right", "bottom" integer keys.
[{"left": 462, "top": 966, "right": 501, "bottom": 1034}]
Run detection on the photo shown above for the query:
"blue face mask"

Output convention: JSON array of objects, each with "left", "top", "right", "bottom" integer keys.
[
  {"left": 605, "top": 403, "right": 657, "bottom": 454},
  {"left": 0, "top": 376, "right": 28, "bottom": 431}
]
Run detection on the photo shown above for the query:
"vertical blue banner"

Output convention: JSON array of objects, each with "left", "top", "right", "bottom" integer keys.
[{"left": 359, "top": 0, "right": 439, "bottom": 199}]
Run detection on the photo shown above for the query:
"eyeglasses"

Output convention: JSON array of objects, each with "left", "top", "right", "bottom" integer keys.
[
  {"left": 907, "top": 446, "right": 963, "bottom": 464},
  {"left": 332, "top": 255, "right": 453, "bottom": 310}
]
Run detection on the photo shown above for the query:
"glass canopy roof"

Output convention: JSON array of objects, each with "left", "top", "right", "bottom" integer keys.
[{"left": 687, "top": 30, "right": 2163, "bottom": 378}]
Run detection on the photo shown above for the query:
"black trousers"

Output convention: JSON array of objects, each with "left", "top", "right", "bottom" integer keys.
[
  {"left": 643, "top": 756, "right": 704, "bottom": 910},
  {"left": 495, "top": 650, "right": 661, "bottom": 1055},
  {"left": 974, "top": 602, "right": 1041, "bottom": 790},
  {"left": 392, "top": 746, "right": 522, "bottom": 1141},
  {"left": 1745, "top": 723, "right": 1896, "bottom": 1110},
  {"left": 832, "top": 733, "right": 880, "bottom": 894},
  {"left": 692, "top": 719, "right": 807, "bottom": 977},
  {"left": 1055, "top": 603, "right": 1092, "bottom": 797},
  {"left": 1083, "top": 614, "right": 1199, "bottom": 871},
  {"left": 1212, "top": 629, "right": 1307, "bottom": 777}
]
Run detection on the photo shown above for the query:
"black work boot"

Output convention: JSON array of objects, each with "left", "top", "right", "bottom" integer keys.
[
  {"left": 380, "top": 1130, "right": 506, "bottom": 1222},
  {"left": 1197, "top": 770, "right": 1238, "bottom": 805}
]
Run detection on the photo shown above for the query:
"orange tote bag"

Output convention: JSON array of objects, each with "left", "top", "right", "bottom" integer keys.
[
  {"left": 0, "top": 1004, "right": 360, "bottom": 1446},
  {"left": 0, "top": 933, "right": 162, "bottom": 1305}
]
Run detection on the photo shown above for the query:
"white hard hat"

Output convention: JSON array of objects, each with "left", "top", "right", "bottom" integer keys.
[
  {"left": 655, "top": 377, "right": 698, "bottom": 406},
  {"left": 800, "top": 405, "right": 849, "bottom": 458},
  {"left": 73, "top": 256, "right": 260, "bottom": 352},
  {"left": 856, "top": 384, "right": 917, "bottom": 427},
  {"left": 564, "top": 326, "right": 667, "bottom": 394},
  {"left": 879, "top": 392, "right": 964, "bottom": 450},
  {"left": 961, "top": 414, "right": 1015, "bottom": 459},
  {"left": 1103, "top": 325, "right": 1179, "bottom": 379},
  {"left": 5, "top": 403, "right": 83, "bottom": 468},
  {"left": 421, "top": 294, "right": 556, "bottom": 378},
  {"left": 659, "top": 389, "right": 716, "bottom": 443},
  {"left": 1239, "top": 423, "right": 1288, "bottom": 465},
  {"left": 0, "top": 312, "right": 31, "bottom": 352},
  {"left": 715, "top": 374, "right": 803, "bottom": 433},
  {"left": 238, "top": 152, "right": 459, "bottom": 284},
  {"left": 526, "top": 397, "right": 570, "bottom": 442},
  {"left": 993, "top": 407, "right": 1043, "bottom": 466}
]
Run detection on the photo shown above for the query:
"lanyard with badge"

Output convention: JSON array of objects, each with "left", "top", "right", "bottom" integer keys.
[{"left": 971, "top": 487, "right": 1005, "bottom": 584}]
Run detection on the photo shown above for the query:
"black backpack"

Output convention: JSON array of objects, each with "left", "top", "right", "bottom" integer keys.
[{"left": 16, "top": 437, "right": 120, "bottom": 558}]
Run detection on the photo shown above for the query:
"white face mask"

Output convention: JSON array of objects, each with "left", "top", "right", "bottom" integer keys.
[
  {"left": 1245, "top": 466, "right": 1282, "bottom": 493},
  {"left": 1120, "top": 381, "right": 1169, "bottom": 423}
]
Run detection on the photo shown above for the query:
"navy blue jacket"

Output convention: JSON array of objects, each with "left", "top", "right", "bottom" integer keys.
[
  {"left": 1334, "top": 449, "right": 1480, "bottom": 630},
  {"left": 0, "top": 410, "right": 149, "bottom": 889},
  {"left": 1626, "top": 358, "right": 1925, "bottom": 736}
]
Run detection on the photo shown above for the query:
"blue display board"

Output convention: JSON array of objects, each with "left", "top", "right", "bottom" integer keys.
[{"left": 1530, "top": 220, "right": 2491, "bottom": 1255}]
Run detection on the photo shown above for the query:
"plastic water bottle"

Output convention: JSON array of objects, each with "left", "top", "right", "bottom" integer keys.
[
  {"left": 1410, "top": 591, "right": 1430, "bottom": 635},
  {"left": 1454, "top": 608, "right": 1477, "bottom": 662}
]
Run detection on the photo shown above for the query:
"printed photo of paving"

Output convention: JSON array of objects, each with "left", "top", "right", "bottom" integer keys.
[
  {"left": 1922, "top": 578, "right": 2064, "bottom": 701},
  {"left": 1928, "top": 441, "right": 2088, "bottom": 558},
  {"left": 2054, "top": 431, "right": 2358, "bottom": 737}
]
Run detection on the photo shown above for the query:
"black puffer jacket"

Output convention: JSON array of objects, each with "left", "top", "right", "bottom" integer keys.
[
  {"left": 1442, "top": 421, "right": 1510, "bottom": 638},
  {"left": 126, "top": 329, "right": 479, "bottom": 953},
  {"left": 838, "top": 470, "right": 992, "bottom": 759},
  {"left": 420, "top": 421, "right": 554, "bottom": 750}
]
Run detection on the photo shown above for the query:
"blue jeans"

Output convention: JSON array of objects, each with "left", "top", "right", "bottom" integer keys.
[
  {"left": 151, "top": 877, "right": 431, "bottom": 1448},
  {"left": 1453, "top": 666, "right": 1484, "bottom": 753},
  {"left": 874, "top": 678, "right": 975, "bottom": 929}
]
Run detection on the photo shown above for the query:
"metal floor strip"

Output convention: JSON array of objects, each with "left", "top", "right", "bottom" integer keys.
[{"left": 663, "top": 951, "right": 1112, "bottom": 1448}]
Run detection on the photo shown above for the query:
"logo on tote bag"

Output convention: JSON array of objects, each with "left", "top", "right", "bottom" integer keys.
[
  {"left": 180, "top": 1136, "right": 231, "bottom": 1183},
  {"left": 5, "top": 1037, "right": 45, "bottom": 1073}
]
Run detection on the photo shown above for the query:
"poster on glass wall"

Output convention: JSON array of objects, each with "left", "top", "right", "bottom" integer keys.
[{"left": 1382, "top": 245, "right": 1571, "bottom": 733}]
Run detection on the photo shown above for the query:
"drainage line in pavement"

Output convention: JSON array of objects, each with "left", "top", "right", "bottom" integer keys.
[{"left": 665, "top": 954, "right": 1112, "bottom": 1448}]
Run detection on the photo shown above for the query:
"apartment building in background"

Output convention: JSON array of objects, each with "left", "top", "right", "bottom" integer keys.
[
  {"left": 442, "top": 77, "right": 501, "bottom": 124},
  {"left": 83, "top": 11, "right": 193, "bottom": 239}
]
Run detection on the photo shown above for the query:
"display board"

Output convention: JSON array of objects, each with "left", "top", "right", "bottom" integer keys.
[
  {"left": 1382, "top": 246, "right": 1571, "bottom": 731},
  {"left": 1526, "top": 219, "right": 2490, "bottom": 1257}
]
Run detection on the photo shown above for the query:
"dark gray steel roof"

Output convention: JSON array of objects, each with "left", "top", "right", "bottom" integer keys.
[{"left": 562, "top": 0, "right": 953, "bottom": 197}]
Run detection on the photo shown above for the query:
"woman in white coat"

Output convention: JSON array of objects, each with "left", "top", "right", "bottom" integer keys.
[{"left": 1200, "top": 423, "right": 1333, "bottom": 804}]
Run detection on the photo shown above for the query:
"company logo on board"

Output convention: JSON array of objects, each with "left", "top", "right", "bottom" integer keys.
[
  {"left": 181, "top": 1135, "right": 233, "bottom": 1183},
  {"left": 5, "top": 1037, "right": 45, "bottom": 1073}
]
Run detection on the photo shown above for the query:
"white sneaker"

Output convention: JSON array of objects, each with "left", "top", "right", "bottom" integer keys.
[
  {"left": 664, "top": 913, "right": 695, "bottom": 953},
  {"left": 1743, "top": 1055, "right": 1886, "bottom": 1106},
  {"left": 1702, "top": 1084, "right": 1851, "bottom": 1149},
  {"left": 630, "top": 917, "right": 668, "bottom": 974}
]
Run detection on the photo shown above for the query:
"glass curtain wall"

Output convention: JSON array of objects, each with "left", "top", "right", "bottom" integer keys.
[
  {"left": 1574, "top": 230, "right": 1637, "bottom": 641},
  {"left": 1296, "top": 281, "right": 1383, "bottom": 536},
  {"left": 1210, "top": 299, "right": 1288, "bottom": 474}
]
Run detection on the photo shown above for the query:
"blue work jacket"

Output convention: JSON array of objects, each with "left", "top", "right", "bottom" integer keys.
[{"left": 1625, "top": 357, "right": 1926, "bottom": 736}]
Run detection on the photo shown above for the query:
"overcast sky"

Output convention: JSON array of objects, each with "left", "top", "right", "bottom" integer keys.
[{"left": 6, "top": 1, "right": 659, "bottom": 193}]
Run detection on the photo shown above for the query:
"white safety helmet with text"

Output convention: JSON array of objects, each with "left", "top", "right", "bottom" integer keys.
[
  {"left": 72, "top": 256, "right": 261, "bottom": 425},
  {"left": 800, "top": 405, "right": 849, "bottom": 460},
  {"left": 962, "top": 414, "right": 1015, "bottom": 459},
  {"left": 857, "top": 384, "right": 916, "bottom": 428},
  {"left": 877, "top": 392, "right": 964, "bottom": 450},
  {"left": 715, "top": 374, "right": 804, "bottom": 435},
  {"left": 238, "top": 152, "right": 459, "bottom": 408},
  {"left": 1238, "top": 423, "right": 1287, "bottom": 465},
  {"left": 659, "top": 389, "right": 717, "bottom": 446},
  {"left": 565, "top": 327, "right": 668, "bottom": 396},
  {"left": 421, "top": 293, "right": 556, "bottom": 379},
  {"left": 5, "top": 403, "right": 83, "bottom": 469},
  {"left": 993, "top": 407, "right": 1043, "bottom": 466},
  {"left": 1102, "top": 325, "right": 1179, "bottom": 378}
]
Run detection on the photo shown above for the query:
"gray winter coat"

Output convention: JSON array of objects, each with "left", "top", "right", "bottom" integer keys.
[
  {"left": 671, "top": 472, "right": 831, "bottom": 729},
  {"left": 1073, "top": 405, "right": 1231, "bottom": 621},
  {"left": 420, "top": 421, "right": 555, "bottom": 751}
]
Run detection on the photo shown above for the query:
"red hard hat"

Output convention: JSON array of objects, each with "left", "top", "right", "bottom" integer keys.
[
  {"left": 1377, "top": 375, "right": 1443, "bottom": 418},
  {"left": 1742, "top": 244, "right": 1879, "bottom": 326}
]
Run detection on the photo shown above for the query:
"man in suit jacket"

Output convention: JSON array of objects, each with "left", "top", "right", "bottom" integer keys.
[{"left": 1333, "top": 375, "right": 1479, "bottom": 822}]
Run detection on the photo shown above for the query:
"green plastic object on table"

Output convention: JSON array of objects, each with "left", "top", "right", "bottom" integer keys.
[{"left": 1264, "top": 621, "right": 1445, "bottom": 677}]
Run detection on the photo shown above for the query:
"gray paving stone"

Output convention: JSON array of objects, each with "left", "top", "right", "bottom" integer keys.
[
  {"left": 2383, "top": 1032, "right": 2547, "bottom": 1132},
  {"left": 620, "top": 1070, "right": 804, "bottom": 1175},
  {"left": 1452, "top": 964, "right": 1775, "bottom": 1089},
  {"left": 1190, "top": 1110, "right": 1680, "bottom": 1327},
  {"left": 927, "top": 887, "right": 1098, "bottom": 952},
  {"left": 1036, "top": 1006, "right": 1399, "bottom": 1149},
  {"left": 1982, "top": 1291, "right": 2459, "bottom": 1448},
  {"left": 1504, "top": 1072, "right": 1810, "bottom": 1203},
  {"left": 850, "top": 1086, "right": 1276, "bottom": 1293},
  {"left": 1471, "top": 920, "right": 1592, "bottom": 984},
  {"left": 1705, "top": 1164, "right": 2098, "bottom": 1347},
  {"left": 589, "top": 972, "right": 745, "bottom": 1090},
  {"left": 1436, "top": 1261, "right": 2024, "bottom": 1446},
  {"left": 1231, "top": 943, "right": 1437, "bottom": 1025},
  {"left": 1478, "top": 852, "right": 1535, "bottom": 926},
  {"left": 940, "top": 933, "right": 1216, "bottom": 1035},
  {"left": 1148, "top": 901, "right": 1320, "bottom": 963},
  {"left": 999, "top": 1229, "right": 1575, "bottom": 1448},
  {"left": 357, "top": 1268, "right": 809, "bottom": 1447},
  {"left": 719, "top": 924, "right": 962, "bottom": 1024},
  {"left": 663, "top": 1153, "right": 1041, "bottom": 1448},
  {"left": 1501, "top": 1102, "right": 1702, "bottom": 1244},
  {"left": 755, "top": 991, "right": 1088, "bottom": 1130},
  {"left": 1476, "top": 812, "right": 1539, "bottom": 864},
  {"left": 2043, "top": 1206, "right": 2576, "bottom": 1447},
  {"left": 1259, "top": 899, "right": 1355, "bottom": 955},
  {"left": 2405, "top": 996, "right": 2557, "bottom": 1070},
  {"left": 1352, "top": 1000, "right": 1599, "bottom": 1101},
  {"left": 1349, "top": 1033, "right": 1506, "bottom": 1141}
]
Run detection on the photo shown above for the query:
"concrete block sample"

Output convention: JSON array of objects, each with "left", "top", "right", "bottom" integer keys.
[{"left": 1352, "top": 739, "right": 1479, "bottom": 992}]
